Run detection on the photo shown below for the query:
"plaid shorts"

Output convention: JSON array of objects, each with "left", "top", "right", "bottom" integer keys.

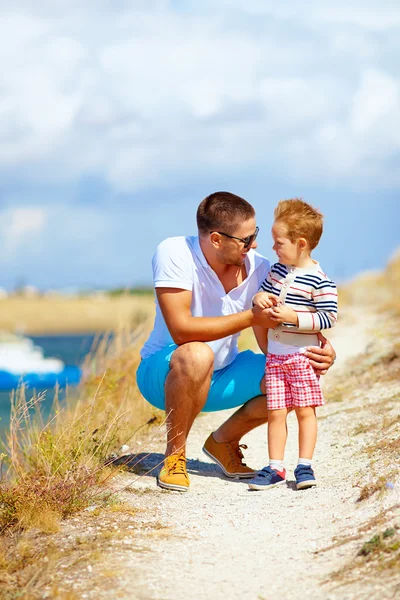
[{"left": 265, "top": 352, "right": 324, "bottom": 410}]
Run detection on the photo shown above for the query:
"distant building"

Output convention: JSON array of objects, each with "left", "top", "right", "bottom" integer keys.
[{"left": 20, "top": 285, "right": 40, "bottom": 298}]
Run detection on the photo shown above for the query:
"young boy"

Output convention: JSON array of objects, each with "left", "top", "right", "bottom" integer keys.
[{"left": 248, "top": 198, "right": 338, "bottom": 491}]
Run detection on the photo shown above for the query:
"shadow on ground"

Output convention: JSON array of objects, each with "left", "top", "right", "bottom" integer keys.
[{"left": 110, "top": 452, "right": 230, "bottom": 480}]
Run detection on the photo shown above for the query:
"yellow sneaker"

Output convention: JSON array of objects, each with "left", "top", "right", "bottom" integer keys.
[
  {"left": 202, "top": 433, "right": 257, "bottom": 478},
  {"left": 158, "top": 451, "right": 190, "bottom": 492}
]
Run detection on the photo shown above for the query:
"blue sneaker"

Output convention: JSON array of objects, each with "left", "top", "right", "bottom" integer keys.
[
  {"left": 294, "top": 464, "right": 317, "bottom": 490},
  {"left": 248, "top": 466, "right": 286, "bottom": 491}
]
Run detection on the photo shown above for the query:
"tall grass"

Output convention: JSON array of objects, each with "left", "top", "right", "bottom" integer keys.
[{"left": 0, "top": 321, "right": 159, "bottom": 534}]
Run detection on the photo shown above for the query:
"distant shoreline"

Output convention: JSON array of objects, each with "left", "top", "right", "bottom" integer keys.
[{"left": 0, "top": 295, "right": 155, "bottom": 335}]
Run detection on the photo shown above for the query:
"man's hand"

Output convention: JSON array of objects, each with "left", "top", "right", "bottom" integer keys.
[
  {"left": 268, "top": 305, "right": 298, "bottom": 325},
  {"left": 304, "top": 332, "right": 336, "bottom": 375},
  {"left": 252, "top": 304, "right": 277, "bottom": 329},
  {"left": 253, "top": 292, "right": 279, "bottom": 309}
]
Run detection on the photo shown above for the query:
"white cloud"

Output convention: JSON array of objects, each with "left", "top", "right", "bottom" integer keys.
[
  {"left": 0, "top": 1, "right": 399, "bottom": 192},
  {"left": 281, "top": 68, "right": 400, "bottom": 185},
  {"left": 350, "top": 69, "right": 400, "bottom": 135},
  {"left": 0, "top": 202, "right": 115, "bottom": 289},
  {"left": 0, "top": 207, "right": 47, "bottom": 259},
  {"left": 213, "top": 0, "right": 400, "bottom": 31}
]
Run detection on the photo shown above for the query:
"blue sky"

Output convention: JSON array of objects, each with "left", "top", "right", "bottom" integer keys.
[{"left": 0, "top": 0, "right": 399, "bottom": 290}]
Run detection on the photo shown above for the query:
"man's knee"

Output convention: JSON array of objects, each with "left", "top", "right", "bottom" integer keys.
[{"left": 170, "top": 342, "right": 214, "bottom": 377}]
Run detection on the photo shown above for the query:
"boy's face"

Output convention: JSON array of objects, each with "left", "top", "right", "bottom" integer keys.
[{"left": 271, "top": 221, "right": 301, "bottom": 266}]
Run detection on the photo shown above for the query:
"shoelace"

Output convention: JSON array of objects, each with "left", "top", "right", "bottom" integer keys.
[
  {"left": 231, "top": 442, "right": 249, "bottom": 466},
  {"left": 167, "top": 454, "right": 187, "bottom": 475}
]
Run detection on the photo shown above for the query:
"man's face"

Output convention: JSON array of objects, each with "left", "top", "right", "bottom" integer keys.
[{"left": 216, "top": 217, "right": 258, "bottom": 267}]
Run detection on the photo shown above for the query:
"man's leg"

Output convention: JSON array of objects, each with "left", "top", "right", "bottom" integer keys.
[
  {"left": 202, "top": 390, "right": 268, "bottom": 478},
  {"left": 136, "top": 341, "right": 214, "bottom": 491},
  {"left": 212, "top": 377, "right": 267, "bottom": 443},
  {"left": 165, "top": 341, "right": 214, "bottom": 456},
  {"left": 201, "top": 352, "right": 268, "bottom": 477},
  {"left": 202, "top": 355, "right": 291, "bottom": 477}
]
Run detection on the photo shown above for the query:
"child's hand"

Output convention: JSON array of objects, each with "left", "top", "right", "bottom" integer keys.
[
  {"left": 253, "top": 292, "right": 279, "bottom": 309},
  {"left": 269, "top": 306, "right": 298, "bottom": 325}
]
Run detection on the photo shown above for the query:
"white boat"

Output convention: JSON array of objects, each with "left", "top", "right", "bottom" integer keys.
[{"left": 0, "top": 333, "right": 81, "bottom": 389}]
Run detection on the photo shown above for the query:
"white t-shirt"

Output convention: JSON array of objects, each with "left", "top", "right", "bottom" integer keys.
[{"left": 141, "top": 236, "right": 270, "bottom": 370}]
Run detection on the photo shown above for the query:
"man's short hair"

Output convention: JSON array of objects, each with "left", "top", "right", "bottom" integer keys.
[
  {"left": 197, "top": 191, "right": 255, "bottom": 235},
  {"left": 274, "top": 198, "right": 324, "bottom": 251}
]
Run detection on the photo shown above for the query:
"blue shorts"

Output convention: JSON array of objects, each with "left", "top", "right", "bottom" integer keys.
[{"left": 136, "top": 344, "right": 265, "bottom": 412}]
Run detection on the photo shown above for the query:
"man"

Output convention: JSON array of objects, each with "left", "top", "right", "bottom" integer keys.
[{"left": 136, "top": 192, "right": 335, "bottom": 491}]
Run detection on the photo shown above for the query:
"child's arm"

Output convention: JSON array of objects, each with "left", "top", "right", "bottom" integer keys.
[
  {"left": 269, "top": 278, "right": 338, "bottom": 331},
  {"left": 252, "top": 325, "right": 268, "bottom": 354},
  {"left": 300, "top": 278, "right": 338, "bottom": 331}
]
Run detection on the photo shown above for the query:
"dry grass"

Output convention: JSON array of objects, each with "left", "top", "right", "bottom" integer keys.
[
  {"left": 0, "top": 294, "right": 155, "bottom": 334},
  {"left": 0, "top": 501, "right": 170, "bottom": 600},
  {"left": 327, "top": 518, "right": 400, "bottom": 588},
  {"left": 356, "top": 471, "right": 399, "bottom": 503},
  {"left": 0, "top": 309, "right": 167, "bottom": 597},
  {"left": 323, "top": 340, "right": 400, "bottom": 404},
  {"left": 383, "top": 249, "right": 400, "bottom": 316},
  {"left": 324, "top": 340, "right": 399, "bottom": 504},
  {"left": 0, "top": 316, "right": 163, "bottom": 534}
]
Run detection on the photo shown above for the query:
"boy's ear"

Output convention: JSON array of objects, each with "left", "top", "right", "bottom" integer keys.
[{"left": 298, "top": 237, "right": 308, "bottom": 250}]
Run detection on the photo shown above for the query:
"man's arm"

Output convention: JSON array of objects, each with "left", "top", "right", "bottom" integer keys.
[{"left": 156, "top": 287, "right": 275, "bottom": 345}]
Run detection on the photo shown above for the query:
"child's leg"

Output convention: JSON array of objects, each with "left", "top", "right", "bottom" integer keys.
[
  {"left": 248, "top": 407, "right": 288, "bottom": 490},
  {"left": 286, "top": 354, "right": 322, "bottom": 489},
  {"left": 247, "top": 354, "right": 290, "bottom": 490},
  {"left": 268, "top": 408, "right": 288, "bottom": 462},
  {"left": 294, "top": 406, "right": 318, "bottom": 489},
  {"left": 295, "top": 406, "right": 317, "bottom": 459}
]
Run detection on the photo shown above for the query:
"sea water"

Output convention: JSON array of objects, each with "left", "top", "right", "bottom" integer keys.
[{"left": 0, "top": 334, "right": 96, "bottom": 444}]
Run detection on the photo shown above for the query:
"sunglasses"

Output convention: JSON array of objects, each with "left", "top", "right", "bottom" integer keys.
[{"left": 211, "top": 226, "right": 259, "bottom": 249}]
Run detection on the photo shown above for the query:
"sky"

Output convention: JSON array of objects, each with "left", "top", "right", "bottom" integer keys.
[{"left": 0, "top": 0, "right": 399, "bottom": 291}]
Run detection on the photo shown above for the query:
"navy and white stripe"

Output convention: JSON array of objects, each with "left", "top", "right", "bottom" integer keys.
[{"left": 260, "top": 262, "right": 338, "bottom": 333}]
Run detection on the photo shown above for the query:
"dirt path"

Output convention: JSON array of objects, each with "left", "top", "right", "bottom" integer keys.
[{"left": 76, "top": 308, "right": 398, "bottom": 600}]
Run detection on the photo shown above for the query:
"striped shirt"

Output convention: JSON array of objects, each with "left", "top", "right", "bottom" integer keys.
[{"left": 260, "top": 261, "right": 338, "bottom": 349}]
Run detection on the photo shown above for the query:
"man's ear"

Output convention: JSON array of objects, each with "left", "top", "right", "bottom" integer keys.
[{"left": 209, "top": 232, "right": 222, "bottom": 248}]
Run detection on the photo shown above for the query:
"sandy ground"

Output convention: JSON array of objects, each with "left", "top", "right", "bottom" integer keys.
[{"left": 55, "top": 309, "right": 399, "bottom": 600}]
